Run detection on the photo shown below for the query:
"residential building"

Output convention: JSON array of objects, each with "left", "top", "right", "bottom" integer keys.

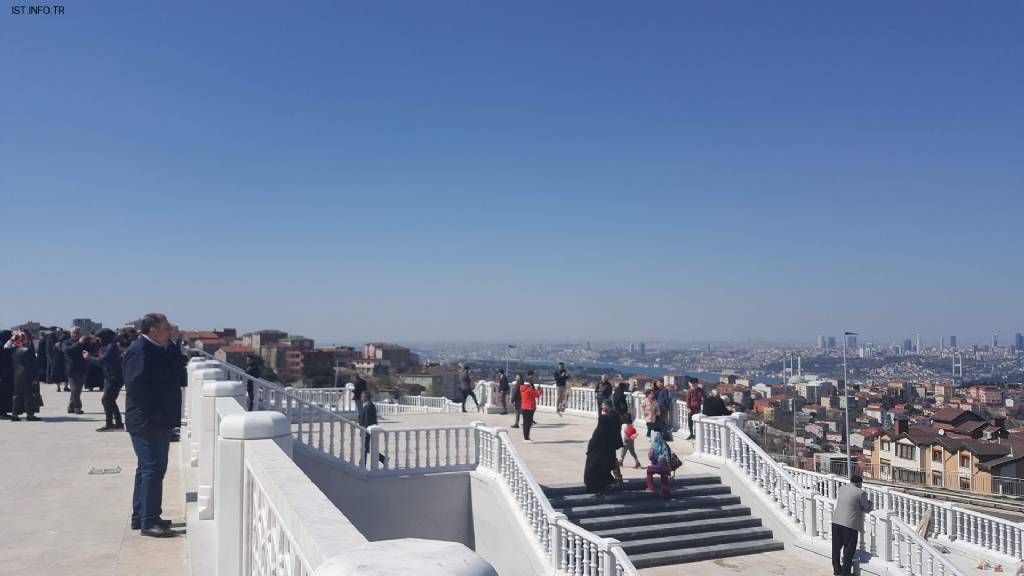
[
  {"left": 215, "top": 345, "right": 252, "bottom": 369},
  {"left": 243, "top": 330, "right": 288, "bottom": 351},
  {"left": 71, "top": 318, "right": 102, "bottom": 334},
  {"left": 363, "top": 343, "right": 419, "bottom": 371}
]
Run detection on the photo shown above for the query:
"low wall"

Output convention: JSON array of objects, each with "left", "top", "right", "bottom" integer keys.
[
  {"left": 469, "top": 471, "right": 549, "bottom": 576},
  {"left": 293, "top": 445, "right": 476, "bottom": 547}
]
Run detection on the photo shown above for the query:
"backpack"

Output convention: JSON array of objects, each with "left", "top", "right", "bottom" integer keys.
[{"left": 669, "top": 451, "right": 683, "bottom": 474}]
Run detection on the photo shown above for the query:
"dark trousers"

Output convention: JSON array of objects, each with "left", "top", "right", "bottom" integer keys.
[
  {"left": 831, "top": 523, "right": 859, "bottom": 576},
  {"left": 67, "top": 373, "right": 84, "bottom": 412},
  {"left": 130, "top": 428, "right": 172, "bottom": 529},
  {"left": 522, "top": 409, "right": 535, "bottom": 440},
  {"left": 687, "top": 410, "right": 696, "bottom": 438},
  {"left": 101, "top": 380, "right": 123, "bottom": 426},
  {"left": 246, "top": 379, "right": 254, "bottom": 411},
  {"left": 499, "top": 390, "right": 509, "bottom": 414},
  {"left": 513, "top": 401, "right": 521, "bottom": 426},
  {"left": 461, "top": 389, "right": 479, "bottom": 412}
]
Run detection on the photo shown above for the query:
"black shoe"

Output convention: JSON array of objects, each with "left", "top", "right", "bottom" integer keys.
[
  {"left": 75, "top": 410, "right": 84, "bottom": 415},
  {"left": 9, "top": 415, "right": 20, "bottom": 422},
  {"left": 511, "top": 425, "right": 519, "bottom": 428},
  {"left": 97, "top": 425, "right": 117, "bottom": 432},
  {"left": 26, "top": 415, "right": 41, "bottom": 422},
  {"left": 67, "top": 409, "right": 75, "bottom": 414},
  {"left": 114, "top": 423, "right": 125, "bottom": 430},
  {"left": 170, "top": 434, "right": 180, "bottom": 442},
  {"left": 140, "top": 525, "right": 176, "bottom": 538}
]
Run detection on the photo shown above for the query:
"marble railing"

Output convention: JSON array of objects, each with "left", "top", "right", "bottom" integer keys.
[
  {"left": 475, "top": 424, "right": 637, "bottom": 576},
  {"left": 785, "top": 466, "right": 1024, "bottom": 561}
]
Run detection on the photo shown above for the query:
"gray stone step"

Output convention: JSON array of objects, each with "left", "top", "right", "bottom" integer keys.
[
  {"left": 542, "top": 473, "right": 721, "bottom": 497},
  {"left": 549, "top": 483, "right": 731, "bottom": 508},
  {"left": 592, "top": 515, "right": 762, "bottom": 541},
  {"left": 629, "top": 539, "right": 786, "bottom": 568},
  {"left": 558, "top": 493, "right": 742, "bottom": 519},
  {"left": 619, "top": 527, "right": 775, "bottom": 555},
  {"left": 574, "top": 503, "right": 752, "bottom": 531}
]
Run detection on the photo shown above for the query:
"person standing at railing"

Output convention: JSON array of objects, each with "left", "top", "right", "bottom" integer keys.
[
  {"left": 655, "top": 380, "right": 674, "bottom": 441},
  {"left": 496, "top": 368, "right": 510, "bottom": 415},
  {"left": 460, "top": 366, "right": 481, "bottom": 413},
  {"left": 519, "top": 379, "right": 541, "bottom": 442},
  {"left": 123, "top": 313, "right": 179, "bottom": 538},
  {"left": 641, "top": 388, "right": 660, "bottom": 438},
  {"left": 831, "top": 474, "right": 872, "bottom": 576},
  {"left": 510, "top": 372, "right": 523, "bottom": 428},
  {"left": 684, "top": 378, "right": 703, "bottom": 441},
  {"left": 612, "top": 382, "right": 630, "bottom": 421},
  {"left": 244, "top": 354, "right": 262, "bottom": 411},
  {"left": 554, "top": 362, "right": 569, "bottom": 416},
  {"left": 358, "top": 390, "right": 386, "bottom": 464},
  {"left": 352, "top": 372, "right": 367, "bottom": 416},
  {"left": 701, "top": 388, "right": 730, "bottom": 418}
]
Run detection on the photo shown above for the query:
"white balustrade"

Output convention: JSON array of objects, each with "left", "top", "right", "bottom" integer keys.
[
  {"left": 198, "top": 380, "right": 247, "bottom": 519},
  {"left": 190, "top": 367, "right": 226, "bottom": 466}
]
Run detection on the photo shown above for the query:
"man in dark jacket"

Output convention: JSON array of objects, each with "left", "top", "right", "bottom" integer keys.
[
  {"left": 357, "top": 391, "right": 386, "bottom": 465},
  {"left": 122, "top": 313, "right": 178, "bottom": 538},
  {"left": 701, "top": 388, "right": 731, "bottom": 418},
  {"left": 62, "top": 328, "right": 87, "bottom": 414},
  {"left": 497, "top": 369, "right": 510, "bottom": 415},
  {"left": 655, "top": 381, "right": 673, "bottom": 441},
  {"left": 92, "top": 332, "right": 129, "bottom": 431},
  {"left": 352, "top": 372, "right": 367, "bottom": 415}
]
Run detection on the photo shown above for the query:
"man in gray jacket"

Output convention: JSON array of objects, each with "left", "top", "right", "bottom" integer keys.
[{"left": 832, "top": 474, "right": 873, "bottom": 576}]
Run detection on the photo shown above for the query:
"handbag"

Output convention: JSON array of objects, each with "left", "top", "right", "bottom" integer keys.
[{"left": 669, "top": 452, "right": 683, "bottom": 472}]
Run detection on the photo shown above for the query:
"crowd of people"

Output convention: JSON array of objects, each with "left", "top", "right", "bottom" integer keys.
[{"left": 0, "top": 314, "right": 188, "bottom": 539}]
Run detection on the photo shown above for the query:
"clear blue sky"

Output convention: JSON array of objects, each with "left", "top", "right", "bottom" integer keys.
[{"left": 2, "top": 1, "right": 1022, "bottom": 344}]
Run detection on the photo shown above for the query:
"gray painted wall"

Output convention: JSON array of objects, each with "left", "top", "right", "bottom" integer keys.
[
  {"left": 293, "top": 446, "right": 476, "bottom": 547},
  {"left": 469, "top": 471, "right": 549, "bottom": 576}
]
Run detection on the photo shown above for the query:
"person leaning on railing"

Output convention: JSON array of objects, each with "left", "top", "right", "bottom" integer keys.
[{"left": 831, "top": 474, "right": 873, "bottom": 576}]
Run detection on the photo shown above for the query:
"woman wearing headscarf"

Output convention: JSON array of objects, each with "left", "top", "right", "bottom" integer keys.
[
  {"left": 6, "top": 332, "right": 41, "bottom": 421},
  {"left": 47, "top": 329, "right": 68, "bottom": 392},
  {"left": 0, "top": 330, "right": 14, "bottom": 418},
  {"left": 646, "top": 430, "right": 672, "bottom": 499},
  {"left": 584, "top": 402, "right": 624, "bottom": 495},
  {"left": 612, "top": 382, "right": 631, "bottom": 420}
]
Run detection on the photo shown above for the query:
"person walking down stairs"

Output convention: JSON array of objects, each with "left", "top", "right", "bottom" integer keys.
[{"left": 619, "top": 417, "right": 641, "bottom": 469}]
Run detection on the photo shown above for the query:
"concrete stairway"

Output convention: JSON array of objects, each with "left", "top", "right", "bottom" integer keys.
[{"left": 542, "top": 473, "right": 784, "bottom": 569}]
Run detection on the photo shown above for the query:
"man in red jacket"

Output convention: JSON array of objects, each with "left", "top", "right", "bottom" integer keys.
[{"left": 684, "top": 378, "right": 704, "bottom": 440}]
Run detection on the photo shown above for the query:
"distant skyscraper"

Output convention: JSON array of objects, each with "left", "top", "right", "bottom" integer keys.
[
  {"left": 940, "top": 337, "right": 946, "bottom": 351},
  {"left": 846, "top": 334, "right": 857, "bottom": 349},
  {"left": 1015, "top": 332, "right": 1024, "bottom": 352},
  {"left": 903, "top": 339, "right": 913, "bottom": 354},
  {"left": 915, "top": 333, "right": 921, "bottom": 353},
  {"left": 949, "top": 335, "right": 957, "bottom": 350},
  {"left": 817, "top": 335, "right": 825, "bottom": 349},
  {"left": 828, "top": 336, "right": 836, "bottom": 350},
  {"left": 992, "top": 333, "right": 999, "bottom": 348},
  {"left": 638, "top": 342, "right": 646, "bottom": 356}
]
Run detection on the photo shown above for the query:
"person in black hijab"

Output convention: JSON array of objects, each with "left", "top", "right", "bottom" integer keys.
[
  {"left": 48, "top": 329, "right": 68, "bottom": 392},
  {"left": 612, "top": 382, "right": 630, "bottom": 420},
  {"left": 0, "top": 331, "right": 14, "bottom": 418},
  {"left": 7, "top": 332, "right": 41, "bottom": 421},
  {"left": 584, "top": 402, "right": 624, "bottom": 495}
]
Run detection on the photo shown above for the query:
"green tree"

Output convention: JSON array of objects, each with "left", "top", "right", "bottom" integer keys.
[{"left": 303, "top": 366, "right": 335, "bottom": 388}]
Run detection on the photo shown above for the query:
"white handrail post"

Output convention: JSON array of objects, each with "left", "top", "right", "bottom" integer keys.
[
  {"left": 602, "top": 538, "right": 619, "bottom": 576},
  {"left": 804, "top": 491, "right": 818, "bottom": 537},
  {"left": 826, "top": 474, "right": 839, "bottom": 499},
  {"left": 190, "top": 367, "right": 225, "bottom": 467},
  {"left": 284, "top": 386, "right": 294, "bottom": 422},
  {"left": 471, "top": 421, "right": 485, "bottom": 465},
  {"left": 493, "top": 428, "right": 508, "bottom": 476},
  {"left": 369, "top": 425, "right": 383, "bottom": 472},
  {"left": 721, "top": 419, "right": 732, "bottom": 461},
  {"left": 550, "top": 514, "right": 567, "bottom": 569},
  {"left": 945, "top": 504, "right": 956, "bottom": 541},
  {"left": 198, "top": 380, "right": 246, "bottom": 520},
  {"left": 876, "top": 511, "right": 894, "bottom": 562},
  {"left": 693, "top": 414, "right": 704, "bottom": 454},
  {"left": 215, "top": 411, "right": 291, "bottom": 576},
  {"left": 344, "top": 383, "right": 355, "bottom": 412}
]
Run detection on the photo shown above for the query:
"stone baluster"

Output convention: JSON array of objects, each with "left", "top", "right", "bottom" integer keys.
[
  {"left": 215, "top": 411, "right": 291, "bottom": 576},
  {"left": 198, "top": 380, "right": 246, "bottom": 520},
  {"left": 190, "top": 367, "right": 225, "bottom": 466}
]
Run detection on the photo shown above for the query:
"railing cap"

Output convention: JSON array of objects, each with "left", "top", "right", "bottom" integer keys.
[
  {"left": 220, "top": 411, "right": 290, "bottom": 440},
  {"left": 202, "top": 380, "right": 246, "bottom": 397},
  {"left": 315, "top": 539, "right": 496, "bottom": 576},
  {"left": 192, "top": 367, "right": 225, "bottom": 380}
]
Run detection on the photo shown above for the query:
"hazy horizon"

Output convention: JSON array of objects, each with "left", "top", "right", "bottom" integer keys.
[{"left": 3, "top": 1, "right": 1022, "bottom": 343}]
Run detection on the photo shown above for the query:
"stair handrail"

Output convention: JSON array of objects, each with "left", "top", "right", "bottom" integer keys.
[
  {"left": 476, "top": 425, "right": 637, "bottom": 576},
  {"left": 890, "top": 515, "right": 963, "bottom": 576}
]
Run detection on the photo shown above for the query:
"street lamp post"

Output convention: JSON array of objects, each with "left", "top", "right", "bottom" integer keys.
[
  {"left": 843, "top": 331, "right": 858, "bottom": 479},
  {"left": 506, "top": 344, "right": 516, "bottom": 377}
]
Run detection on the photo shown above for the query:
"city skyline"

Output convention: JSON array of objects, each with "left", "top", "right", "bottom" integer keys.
[{"left": 3, "top": 1, "right": 1022, "bottom": 342}]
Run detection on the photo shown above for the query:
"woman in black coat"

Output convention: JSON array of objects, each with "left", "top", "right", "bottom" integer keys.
[
  {"left": 0, "top": 331, "right": 14, "bottom": 417},
  {"left": 612, "top": 382, "right": 631, "bottom": 420},
  {"left": 584, "top": 402, "right": 624, "bottom": 494},
  {"left": 47, "top": 331, "right": 68, "bottom": 391},
  {"left": 9, "top": 333, "right": 41, "bottom": 420}
]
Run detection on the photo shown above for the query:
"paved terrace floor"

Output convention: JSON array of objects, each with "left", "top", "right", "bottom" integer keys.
[
  {"left": 0, "top": 386, "right": 187, "bottom": 576},
  {"left": 376, "top": 408, "right": 828, "bottom": 576}
]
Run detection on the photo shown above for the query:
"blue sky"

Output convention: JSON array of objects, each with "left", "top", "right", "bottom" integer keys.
[{"left": 2, "top": 1, "right": 1022, "bottom": 344}]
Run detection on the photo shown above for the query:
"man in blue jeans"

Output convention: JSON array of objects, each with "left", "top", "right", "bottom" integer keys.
[{"left": 123, "top": 313, "right": 180, "bottom": 538}]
